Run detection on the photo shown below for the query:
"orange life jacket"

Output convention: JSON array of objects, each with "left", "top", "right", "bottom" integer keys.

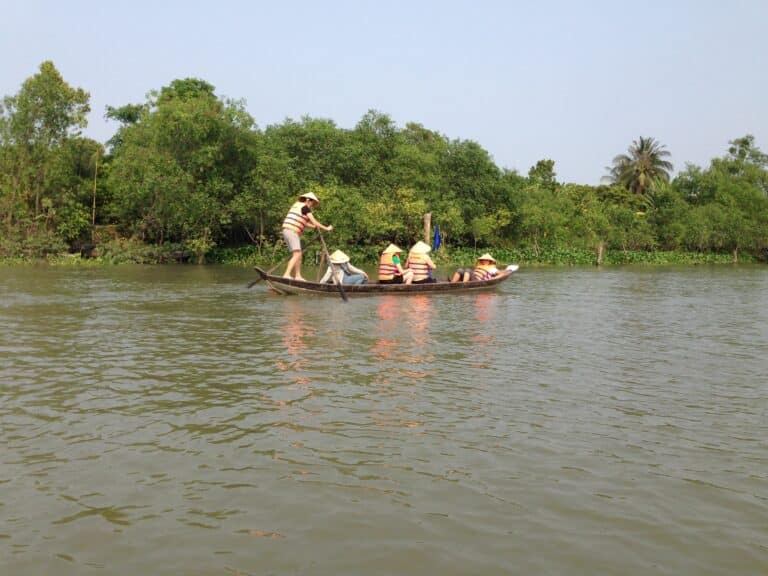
[
  {"left": 473, "top": 263, "right": 497, "bottom": 281},
  {"left": 406, "top": 253, "right": 432, "bottom": 282},
  {"left": 378, "top": 252, "right": 400, "bottom": 281},
  {"left": 282, "top": 201, "right": 310, "bottom": 234}
]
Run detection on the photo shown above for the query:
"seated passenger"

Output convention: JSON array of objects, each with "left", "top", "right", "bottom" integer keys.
[
  {"left": 406, "top": 241, "right": 437, "bottom": 284},
  {"left": 320, "top": 250, "right": 369, "bottom": 285},
  {"left": 378, "top": 243, "right": 414, "bottom": 285},
  {"left": 451, "top": 253, "right": 499, "bottom": 282}
]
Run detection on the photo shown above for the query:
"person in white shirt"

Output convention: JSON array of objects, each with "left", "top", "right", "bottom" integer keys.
[{"left": 320, "top": 250, "right": 369, "bottom": 285}]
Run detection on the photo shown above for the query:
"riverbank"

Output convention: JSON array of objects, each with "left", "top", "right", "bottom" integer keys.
[{"left": 0, "top": 245, "right": 756, "bottom": 267}]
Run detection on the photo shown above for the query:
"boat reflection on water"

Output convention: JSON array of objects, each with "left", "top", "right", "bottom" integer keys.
[
  {"left": 471, "top": 292, "right": 499, "bottom": 365},
  {"left": 405, "top": 295, "right": 433, "bottom": 348},
  {"left": 371, "top": 294, "right": 435, "bottom": 380},
  {"left": 371, "top": 296, "right": 400, "bottom": 370},
  {"left": 274, "top": 298, "right": 315, "bottom": 388},
  {"left": 397, "top": 295, "right": 434, "bottom": 380},
  {"left": 474, "top": 291, "right": 497, "bottom": 323},
  {"left": 370, "top": 295, "right": 429, "bottom": 429}
]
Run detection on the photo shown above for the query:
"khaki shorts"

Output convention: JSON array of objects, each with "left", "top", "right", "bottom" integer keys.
[{"left": 282, "top": 229, "right": 302, "bottom": 252}]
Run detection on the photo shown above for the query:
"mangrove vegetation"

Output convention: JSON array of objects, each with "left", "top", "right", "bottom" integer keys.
[{"left": 2, "top": 62, "right": 767, "bottom": 266}]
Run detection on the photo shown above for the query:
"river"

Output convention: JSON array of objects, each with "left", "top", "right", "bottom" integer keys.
[{"left": 1, "top": 264, "right": 766, "bottom": 575}]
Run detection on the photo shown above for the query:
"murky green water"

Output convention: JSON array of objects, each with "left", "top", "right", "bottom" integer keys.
[{"left": 1, "top": 264, "right": 767, "bottom": 575}]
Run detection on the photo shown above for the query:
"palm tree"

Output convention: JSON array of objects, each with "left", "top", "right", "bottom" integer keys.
[{"left": 604, "top": 137, "right": 673, "bottom": 195}]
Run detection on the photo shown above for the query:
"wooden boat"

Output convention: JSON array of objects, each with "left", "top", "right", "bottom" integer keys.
[{"left": 252, "top": 265, "right": 518, "bottom": 296}]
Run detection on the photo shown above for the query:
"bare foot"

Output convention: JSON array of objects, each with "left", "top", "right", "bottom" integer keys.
[
  {"left": 295, "top": 276, "right": 306, "bottom": 282},
  {"left": 282, "top": 273, "right": 292, "bottom": 279}
]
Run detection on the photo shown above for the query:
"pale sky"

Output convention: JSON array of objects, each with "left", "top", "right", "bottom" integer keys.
[{"left": 2, "top": 0, "right": 767, "bottom": 184}]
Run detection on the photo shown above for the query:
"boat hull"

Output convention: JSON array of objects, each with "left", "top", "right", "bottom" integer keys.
[{"left": 253, "top": 268, "right": 516, "bottom": 296}]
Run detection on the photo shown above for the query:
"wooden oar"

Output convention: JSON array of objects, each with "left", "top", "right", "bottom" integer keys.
[
  {"left": 317, "top": 230, "right": 348, "bottom": 302},
  {"left": 247, "top": 257, "right": 288, "bottom": 288}
]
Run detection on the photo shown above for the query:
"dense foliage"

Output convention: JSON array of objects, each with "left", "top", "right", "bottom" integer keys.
[{"left": 2, "top": 62, "right": 767, "bottom": 264}]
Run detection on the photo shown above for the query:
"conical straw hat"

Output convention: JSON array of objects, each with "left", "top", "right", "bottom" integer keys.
[
  {"left": 383, "top": 243, "right": 402, "bottom": 254},
  {"left": 299, "top": 191, "right": 319, "bottom": 203},
  {"left": 477, "top": 253, "right": 496, "bottom": 263},
  {"left": 409, "top": 241, "right": 431, "bottom": 254},
  {"left": 329, "top": 250, "right": 350, "bottom": 264}
]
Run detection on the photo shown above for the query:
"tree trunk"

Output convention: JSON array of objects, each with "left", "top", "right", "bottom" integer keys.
[
  {"left": 6, "top": 179, "right": 14, "bottom": 235},
  {"left": 596, "top": 241, "right": 605, "bottom": 266},
  {"left": 258, "top": 211, "right": 264, "bottom": 256},
  {"left": 732, "top": 247, "right": 738, "bottom": 263},
  {"left": 423, "top": 212, "right": 431, "bottom": 245},
  {"left": 91, "top": 155, "right": 98, "bottom": 244}
]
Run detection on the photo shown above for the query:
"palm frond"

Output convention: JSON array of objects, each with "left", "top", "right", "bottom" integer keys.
[{"left": 605, "top": 136, "right": 674, "bottom": 194}]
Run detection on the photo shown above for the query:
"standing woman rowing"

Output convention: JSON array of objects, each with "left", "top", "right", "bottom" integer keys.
[{"left": 281, "top": 192, "right": 333, "bottom": 281}]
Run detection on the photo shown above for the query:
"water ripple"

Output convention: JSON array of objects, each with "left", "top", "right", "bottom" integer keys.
[{"left": 1, "top": 265, "right": 767, "bottom": 575}]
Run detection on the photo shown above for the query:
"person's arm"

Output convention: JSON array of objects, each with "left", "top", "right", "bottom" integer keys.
[
  {"left": 319, "top": 266, "right": 332, "bottom": 283},
  {"left": 306, "top": 212, "right": 332, "bottom": 232},
  {"left": 392, "top": 254, "right": 405, "bottom": 274},
  {"left": 426, "top": 256, "right": 437, "bottom": 269},
  {"left": 348, "top": 263, "right": 369, "bottom": 279}
]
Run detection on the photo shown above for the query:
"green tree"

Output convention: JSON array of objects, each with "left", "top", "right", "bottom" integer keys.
[
  {"left": 684, "top": 204, "right": 725, "bottom": 252},
  {"left": 708, "top": 173, "right": 768, "bottom": 261},
  {"left": 561, "top": 184, "right": 612, "bottom": 257},
  {"left": 265, "top": 116, "right": 343, "bottom": 187},
  {"left": 228, "top": 144, "right": 295, "bottom": 254},
  {"left": 671, "top": 163, "right": 714, "bottom": 204},
  {"left": 440, "top": 138, "right": 502, "bottom": 244},
  {"left": 0, "top": 61, "right": 92, "bottom": 252},
  {"left": 470, "top": 207, "right": 512, "bottom": 248},
  {"left": 673, "top": 136, "right": 768, "bottom": 259},
  {"left": 605, "top": 136, "right": 673, "bottom": 195},
  {"left": 646, "top": 182, "right": 689, "bottom": 250},
  {"left": 44, "top": 136, "right": 104, "bottom": 243},
  {"left": 392, "top": 122, "right": 448, "bottom": 205},
  {"left": 717, "top": 134, "right": 768, "bottom": 196},
  {"left": 528, "top": 159, "right": 558, "bottom": 191},
  {"left": 2, "top": 61, "right": 90, "bottom": 149},
  {"left": 106, "top": 77, "right": 257, "bottom": 260},
  {"left": 105, "top": 103, "right": 147, "bottom": 150},
  {"left": 517, "top": 185, "right": 568, "bottom": 256},
  {"left": 727, "top": 134, "right": 768, "bottom": 168}
]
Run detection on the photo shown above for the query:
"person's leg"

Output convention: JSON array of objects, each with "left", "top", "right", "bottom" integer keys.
[
  {"left": 344, "top": 274, "right": 365, "bottom": 285},
  {"left": 283, "top": 250, "right": 301, "bottom": 278},
  {"left": 452, "top": 268, "right": 468, "bottom": 282},
  {"left": 282, "top": 230, "right": 303, "bottom": 279},
  {"left": 403, "top": 269, "right": 414, "bottom": 285},
  {"left": 293, "top": 251, "right": 305, "bottom": 281}
]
